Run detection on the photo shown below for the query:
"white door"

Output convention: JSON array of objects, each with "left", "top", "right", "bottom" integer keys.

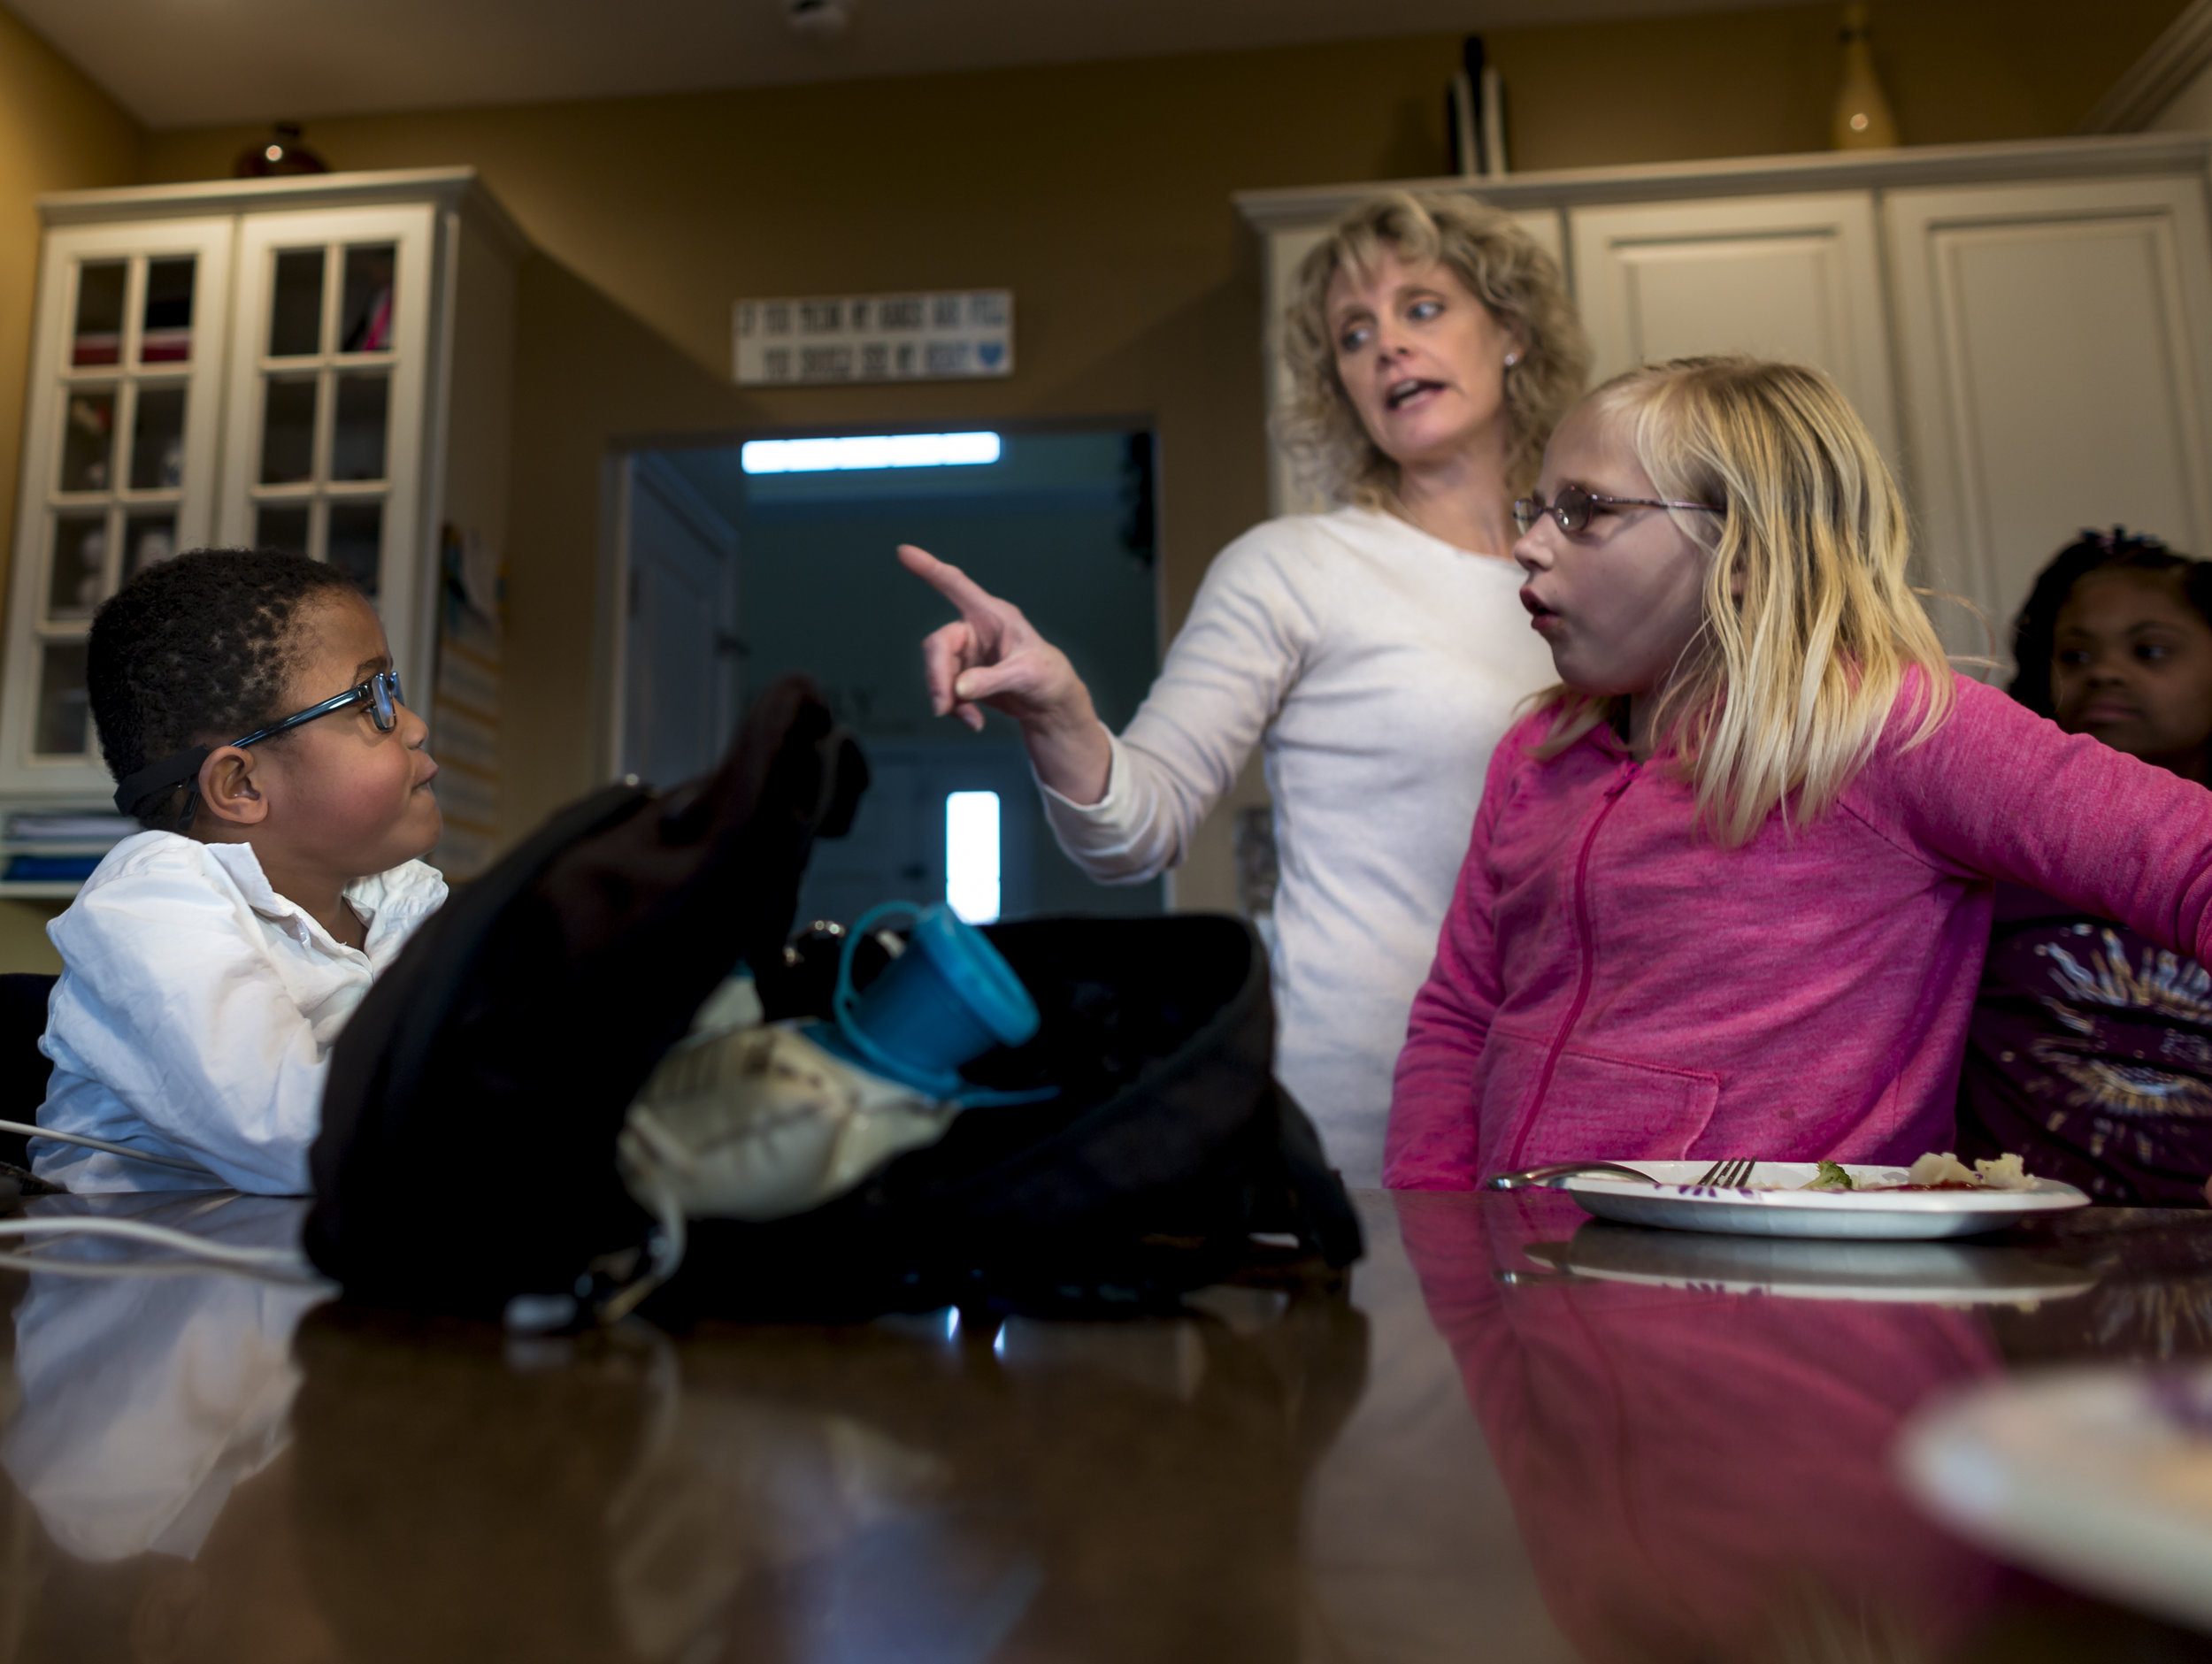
[
  {"left": 1885, "top": 174, "right": 2212, "bottom": 671},
  {"left": 1261, "top": 203, "right": 1568, "bottom": 517},
  {"left": 620, "top": 456, "right": 739, "bottom": 788},
  {"left": 1569, "top": 191, "right": 1901, "bottom": 467}
]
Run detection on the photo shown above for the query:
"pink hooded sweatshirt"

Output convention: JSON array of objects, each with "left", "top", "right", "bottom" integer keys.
[{"left": 1386, "top": 671, "right": 2212, "bottom": 1186}]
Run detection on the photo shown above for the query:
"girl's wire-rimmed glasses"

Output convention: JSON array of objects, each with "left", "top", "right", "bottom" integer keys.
[
  {"left": 1514, "top": 484, "right": 1724, "bottom": 536},
  {"left": 230, "top": 670, "right": 406, "bottom": 749}
]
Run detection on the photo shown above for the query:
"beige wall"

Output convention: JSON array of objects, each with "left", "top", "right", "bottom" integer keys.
[
  {"left": 0, "top": 7, "right": 142, "bottom": 579},
  {"left": 121, "top": 2, "right": 2187, "bottom": 913},
  {"left": 0, "top": 6, "right": 141, "bottom": 970}
]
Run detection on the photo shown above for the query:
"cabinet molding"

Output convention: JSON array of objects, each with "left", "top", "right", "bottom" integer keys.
[
  {"left": 2079, "top": 0, "right": 2212, "bottom": 134},
  {"left": 1234, "top": 134, "right": 2212, "bottom": 229},
  {"left": 40, "top": 166, "right": 527, "bottom": 258}
]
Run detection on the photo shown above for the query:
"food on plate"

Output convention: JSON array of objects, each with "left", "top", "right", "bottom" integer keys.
[
  {"left": 1973, "top": 1153, "right": 2032, "bottom": 1190},
  {"left": 1901, "top": 1151, "right": 2034, "bottom": 1191},
  {"left": 1787, "top": 1150, "right": 2039, "bottom": 1193}
]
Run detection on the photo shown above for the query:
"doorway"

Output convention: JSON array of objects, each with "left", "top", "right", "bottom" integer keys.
[
  {"left": 618, "top": 454, "right": 741, "bottom": 788},
  {"left": 612, "top": 425, "right": 1164, "bottom": 925}
]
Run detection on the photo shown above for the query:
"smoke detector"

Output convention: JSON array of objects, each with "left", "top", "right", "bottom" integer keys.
[{"left": 784, "top": 0, "right": 850, "bottom": 37}]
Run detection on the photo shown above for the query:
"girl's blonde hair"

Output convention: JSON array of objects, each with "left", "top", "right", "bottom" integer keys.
[
  {"left": 1280, "top": 190, "right": 1588, "bottom": 504},
  {"left": 1536, "top": 357, "right": 1954, "bottom": 846}
]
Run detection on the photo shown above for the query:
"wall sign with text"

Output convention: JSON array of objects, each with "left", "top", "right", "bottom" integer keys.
[{"left": 733, "top": 289, "right": 1014, "bottom": 387}]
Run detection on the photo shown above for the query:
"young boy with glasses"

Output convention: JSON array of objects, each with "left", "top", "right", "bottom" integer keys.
[{"left": 34, "top": 548, "right": 446, "bottom": 1192}]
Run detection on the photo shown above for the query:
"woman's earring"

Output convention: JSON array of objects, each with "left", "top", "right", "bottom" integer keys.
[{"left": 1503, "top": 350, "right": 1522, "bottom": 368}]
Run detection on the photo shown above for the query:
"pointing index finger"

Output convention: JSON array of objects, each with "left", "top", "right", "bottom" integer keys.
[{"left": 897, "top": 543, "right": 1001, "bottom": 622}]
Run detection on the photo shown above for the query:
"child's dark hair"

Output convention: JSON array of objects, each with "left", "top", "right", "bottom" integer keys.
[
  {"left": 88, "top": 548, "right": 362, "bottom": 831},
  {"left": 2008, "top": 527, "right": 2212, "bottom": 718}
]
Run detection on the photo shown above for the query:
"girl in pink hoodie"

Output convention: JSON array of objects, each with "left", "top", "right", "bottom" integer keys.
[{"left": 1386, "top": 357, "right": 2212, "bottom": 1188}]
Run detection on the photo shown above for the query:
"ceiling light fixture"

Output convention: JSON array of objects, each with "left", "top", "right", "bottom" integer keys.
[
  {"left": 234, "top": 121, "right": 328, "bottom": 180},
  {"left": 741, "top": 433, "right": 1001, "bottom": 474}
]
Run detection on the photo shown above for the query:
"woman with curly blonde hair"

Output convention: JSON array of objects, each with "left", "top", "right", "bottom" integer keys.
[{"left": 900, "top": 191, "right": 1587, "bottom": 1183}]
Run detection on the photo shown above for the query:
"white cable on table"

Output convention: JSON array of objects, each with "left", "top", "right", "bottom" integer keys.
[
  {"left": 0, "top": 1216, "right": 305, "bottom": 1269},
  {"left": 0, "top": 1116, "right": 211, "bottom": 1177},
  {"left": 0, "top": 1248, "right": 329, "bottom": 1284},
  {"left": 0, "top": 1122, "right": 312, "bottom": 1274}
]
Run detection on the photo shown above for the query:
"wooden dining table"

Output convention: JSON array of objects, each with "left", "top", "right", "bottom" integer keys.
[{"left": 2, "top": 1185, "right": 2210, "bottom": 1662}]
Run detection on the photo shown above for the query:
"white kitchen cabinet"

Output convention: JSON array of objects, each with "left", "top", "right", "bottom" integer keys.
[
  {"left": 0, "top": 168, "right": 522, "bottom": 891},
  {"left": 0, "top": 218, "right": 234, "bottom": 809},
  {"left": 217, "top": 203, "right": 441, "bottom": 634},
  {"left": 1569, "top": 192, "right": 1900, "bottom": 469},
  {"left": 1885, "top": 174, "right": 2212, "bottom": 662},
  {"left": 1237, "top": 134, "right": 2212, "bottom": 673}
]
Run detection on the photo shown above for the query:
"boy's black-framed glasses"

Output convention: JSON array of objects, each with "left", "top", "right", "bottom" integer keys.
[
  {"left": 1513, "top": 484, "right": 1724, "bottom": 537},
  {"left": 230, "top": 670, "right": 406, "bottom": 748},
  {"left": 112, "top": 671, "right": 407, "bottom": 819}
]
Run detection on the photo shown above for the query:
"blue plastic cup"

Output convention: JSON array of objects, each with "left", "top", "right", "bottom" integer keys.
[{"left": 832, "top": 902, "right": 1040, "bottom": 1095}]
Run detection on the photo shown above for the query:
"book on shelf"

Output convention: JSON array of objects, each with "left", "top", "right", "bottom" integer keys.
[
  {"left": 5, "top": 812, "right": 136, "bottom": 843},
  {"left": 4, "top": 854, "right": 103, "bottom": 883}
]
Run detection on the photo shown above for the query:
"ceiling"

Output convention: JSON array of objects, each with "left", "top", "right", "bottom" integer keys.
[{"left": 16, "top": 0, "right": 1809, "bottom": 132}]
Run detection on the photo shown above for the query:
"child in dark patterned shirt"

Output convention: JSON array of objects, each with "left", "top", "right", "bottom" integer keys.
[{"left": 1957, "top": 529, "right": 2212, "bottom": 1205}]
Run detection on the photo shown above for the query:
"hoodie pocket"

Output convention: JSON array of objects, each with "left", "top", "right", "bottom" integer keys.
[{"left": 1491, "top": 1031, "right": 1721, "bottom": 1171}]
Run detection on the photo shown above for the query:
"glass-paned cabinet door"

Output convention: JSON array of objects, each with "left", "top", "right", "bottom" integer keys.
[
  {"left": 0, "top": 219, "right": 233, "bottom": 794},
  {"left": 219, "top": 205, "right": 434, "bottom": 664}
]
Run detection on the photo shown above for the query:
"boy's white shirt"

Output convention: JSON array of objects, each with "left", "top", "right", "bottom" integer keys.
[{"left": 35, "top": 831, "right": 447, "bottom": 1193}]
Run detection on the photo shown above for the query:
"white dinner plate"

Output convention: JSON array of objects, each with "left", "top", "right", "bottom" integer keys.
[
  {"left": 1520, "top": 1222, "right": 2099, "bottom": 1306},
  {"left": 1900, "top": 1367, "right": 2212, "bottom": 1636},
  {"left": 1551, "top": 1161, "right": 2090, "bottom": 1240}
]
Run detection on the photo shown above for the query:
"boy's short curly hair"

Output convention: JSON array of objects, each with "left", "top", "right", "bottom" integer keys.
[{"left": 88, "top": 548, "right": 362, "bottom": 831}]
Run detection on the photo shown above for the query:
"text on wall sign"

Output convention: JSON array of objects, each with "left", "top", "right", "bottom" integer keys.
[{"left": 733, "top": 289, "right": 1014, "bottom": 387}]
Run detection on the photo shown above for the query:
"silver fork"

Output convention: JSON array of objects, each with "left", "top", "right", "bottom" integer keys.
[
  {"left": 1485, "top": 1161, "right": 1660, "bottom": 1192},
  {"left": 1692, "top": 1157, "right": 1756, "bottom": 1189}
]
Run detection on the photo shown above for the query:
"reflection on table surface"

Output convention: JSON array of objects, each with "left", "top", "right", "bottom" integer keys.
[{"left": 3, "top": 1189, "right": 2212, "bottom": 1662}]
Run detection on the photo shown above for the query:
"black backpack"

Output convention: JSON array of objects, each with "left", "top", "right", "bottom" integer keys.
[{"left": 307, "top": 675, "right": 1362, "bottom": 1320}]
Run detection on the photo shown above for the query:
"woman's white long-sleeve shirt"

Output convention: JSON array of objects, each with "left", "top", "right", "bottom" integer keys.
[
  {"left": 1039, "top": 506, "right": 1556, "bottom": 1185},
  {"left": 34, "top": 832, "right": 447, "bottom": 1193}
]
